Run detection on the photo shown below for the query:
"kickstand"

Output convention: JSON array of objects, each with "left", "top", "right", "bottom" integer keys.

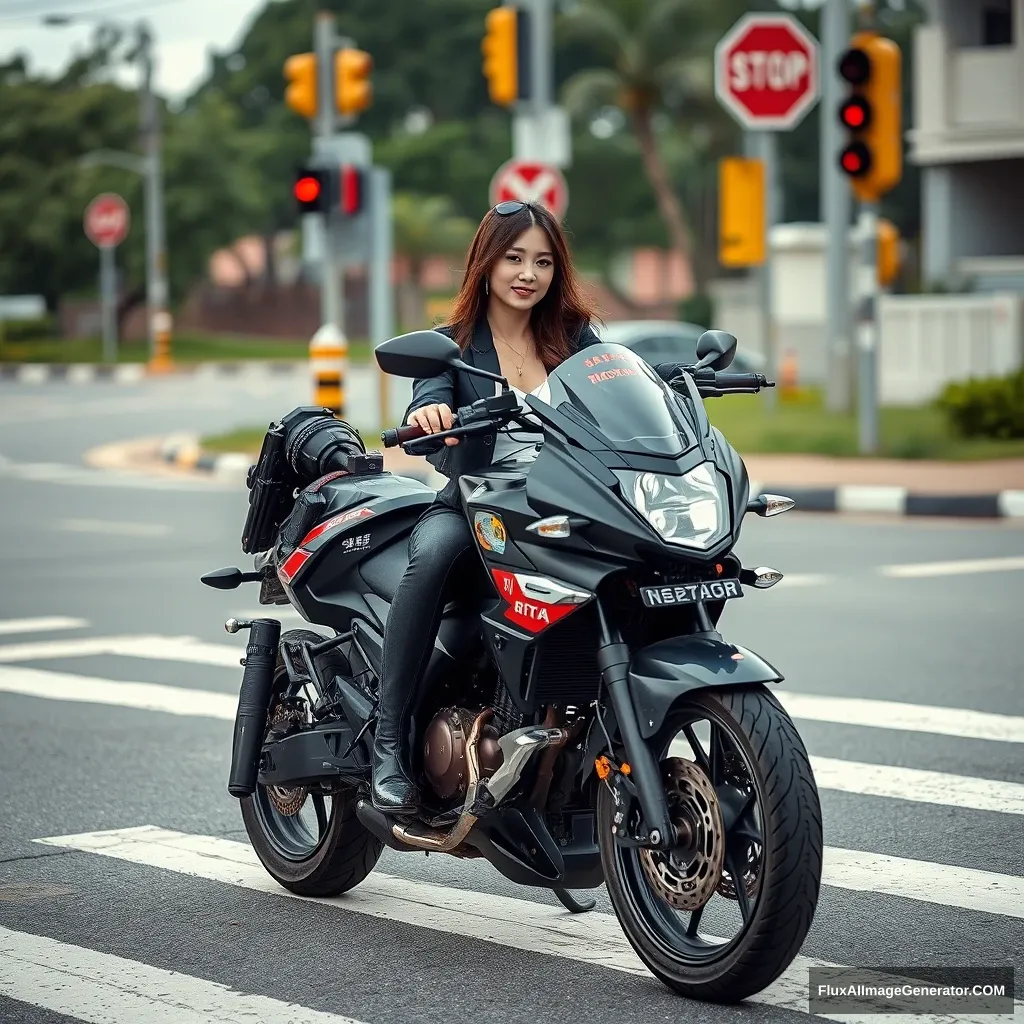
[{"left": 552, "top": 887, "right": 596, "bottom": 914}]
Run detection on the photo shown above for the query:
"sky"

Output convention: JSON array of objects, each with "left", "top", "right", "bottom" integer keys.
[{"left": 0, "top": 0, "right": 269, "bottom": 100}]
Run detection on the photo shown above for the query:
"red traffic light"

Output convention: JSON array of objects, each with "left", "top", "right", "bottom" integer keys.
[
  {"left": 838, "top": 47, "right": 870, "bottom": 85},
  {"left": 839, "top": 142, "right": 872, "bottom": 177},
  {"left": 340, "top": 165, "right": 361, "bottom": 215},
  {"left": 839, "top": 96, "right": 871, "bottom": 130},
  {"left": 294, "top": 176, "right": 322, "bottom": 204}
]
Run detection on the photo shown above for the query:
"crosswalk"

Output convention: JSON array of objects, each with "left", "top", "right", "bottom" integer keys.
[{"left": 0, "top": 613, "right": 1021, "bottom": 1024}]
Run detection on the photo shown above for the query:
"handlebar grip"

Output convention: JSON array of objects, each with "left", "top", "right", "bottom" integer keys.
[
  {"left": 714, "top": 372, "right": 766, "bottom": 389},
  {"left": 381, "top": 423, "right": 428, "bottom": 448}
]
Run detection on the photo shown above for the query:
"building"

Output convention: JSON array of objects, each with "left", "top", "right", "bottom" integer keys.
[{"left": 910, "top": 0, "right": 1024, "bottom": 291}]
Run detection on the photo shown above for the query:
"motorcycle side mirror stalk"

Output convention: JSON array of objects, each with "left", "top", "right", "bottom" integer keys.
[
  {"left": 694, "top": 330, "right": 738, "bottom": 371},
  {"left": 375, "top": 329, "right": 510, "bottom": 391},
  {"left": 200, "top": 566, "right": 261, "bottom": 589}
]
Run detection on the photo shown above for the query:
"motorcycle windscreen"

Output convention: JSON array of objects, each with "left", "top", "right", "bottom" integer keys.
[{"left": 546, "top": 343, "right": 696, "bottom": 457}]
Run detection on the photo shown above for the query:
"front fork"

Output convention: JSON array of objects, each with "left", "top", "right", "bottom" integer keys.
[{"left": 593, "top": 601, "right": 675, "bottom": 852}]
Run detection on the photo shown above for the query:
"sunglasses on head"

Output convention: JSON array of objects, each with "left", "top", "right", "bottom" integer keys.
[{"left": 493, "top": 200, "right": 531, "bottom": 215}]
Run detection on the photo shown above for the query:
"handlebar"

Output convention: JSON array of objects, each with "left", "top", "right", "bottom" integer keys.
[
  {"left": 381, "top": 422, "right": 435, "bottom": 447},
  {"left": 711, "top": 372, "right": 773, "bottom": 391}
]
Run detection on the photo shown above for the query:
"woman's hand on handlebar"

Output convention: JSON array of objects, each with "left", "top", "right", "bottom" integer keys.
[{"left": 408, "top": 403, "right": 459, "bottom": 446}]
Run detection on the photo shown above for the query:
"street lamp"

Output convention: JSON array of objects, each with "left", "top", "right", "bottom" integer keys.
[{"left": 44, "top": 13, "right": 172, "bottom": 371}]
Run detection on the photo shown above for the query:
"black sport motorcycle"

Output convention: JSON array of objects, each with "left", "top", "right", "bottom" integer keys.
[{"left": 201, "top": 328, "right": 823, "bottom": 1003}]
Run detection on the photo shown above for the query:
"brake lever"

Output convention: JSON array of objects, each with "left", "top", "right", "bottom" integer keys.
[{"left": 400, "top": 419, "right": 501, "bottom": 454}]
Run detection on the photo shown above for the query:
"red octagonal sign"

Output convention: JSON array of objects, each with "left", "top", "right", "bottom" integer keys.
[
  {"left": 715, "top": 13, "right": 819, "bottom": 131},
  {"left": 84, "top": 192, "right": 130, "bottom": 249}
]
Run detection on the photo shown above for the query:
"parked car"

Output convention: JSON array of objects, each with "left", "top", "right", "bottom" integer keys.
[{"left": 594, "top": 319, "right": 765, "bottom": 374}]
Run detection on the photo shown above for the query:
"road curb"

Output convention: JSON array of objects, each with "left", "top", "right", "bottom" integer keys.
[
  {"left": 749, "top": 483, "right": 1024, "bottom": 519},
  {"left": 0, "top": 361, "right": 309, "bottom": 384},
  {"left": 159, "top": 434, "right": 444, "bottom": 488},
  {"left": 157, "top": 436, "right": 1024, "bottom": 519}
]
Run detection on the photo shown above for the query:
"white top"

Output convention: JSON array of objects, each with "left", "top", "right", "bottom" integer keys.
[{"left": 491, "top": 378, "right": 549, "bottom": 465}]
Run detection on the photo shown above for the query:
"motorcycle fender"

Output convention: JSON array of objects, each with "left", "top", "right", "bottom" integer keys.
[{"left": 629, "top": 635, "right": 783, "bottom": 740}]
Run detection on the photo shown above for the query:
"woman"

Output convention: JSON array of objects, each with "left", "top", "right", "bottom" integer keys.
[{"left": 372, "top": 200, "right": 678, "bottom": 814}]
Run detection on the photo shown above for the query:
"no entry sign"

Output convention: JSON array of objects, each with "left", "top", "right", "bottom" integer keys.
[
  {"left": 715, "top": 14, "right": 820, "bottom": 131},
  {"left": 489, "top": 159, "right": 569, "bottom": 221},
  {"left": 84, "top": 193, "right": 130, "bottom": 248}
]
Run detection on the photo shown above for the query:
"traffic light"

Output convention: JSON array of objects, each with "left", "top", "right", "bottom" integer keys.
[
  {"left": 284, "top": 52, "right": 317, "bottom": 119},
  {"left": 837, "top": 31, "right": 902, "bottom": 202},
  {"left": 482, "top": 5, "right": 530, "bottom": 107},
  {"left": 294, "top": 167, "right": 330, "bottom": 214},
  {"left": 336, "top": 47, "right": 373, "bottom": 116},
  {"left": 293, "top": 165, "right": 364, "bottom": 216}
]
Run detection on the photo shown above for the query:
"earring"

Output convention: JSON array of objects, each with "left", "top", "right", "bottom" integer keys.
[{"left": 484, "top": 280, "right": 489, "bottom": 294}]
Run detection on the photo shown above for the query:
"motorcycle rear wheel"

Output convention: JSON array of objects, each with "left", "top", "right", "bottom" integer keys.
[
  {"left": 598, "top": 684, "right": 823, "bottom": 1003},
  {"left": 240, "top": 629, "right": 383, "bottom": 897}
]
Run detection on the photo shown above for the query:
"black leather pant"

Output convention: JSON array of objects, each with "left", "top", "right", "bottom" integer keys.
[{"left": 376, "top": 499, "right": 475, "bottom": 787}]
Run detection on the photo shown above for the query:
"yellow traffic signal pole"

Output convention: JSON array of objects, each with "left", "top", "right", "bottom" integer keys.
[{"left": 839, "top": 2, "right": 902, "bottom": 454}]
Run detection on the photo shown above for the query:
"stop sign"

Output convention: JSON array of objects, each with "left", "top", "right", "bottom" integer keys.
[
  {"left": 715, "top": 14, "right": 819, "bottom": 131},
  {"left": 84, "top": 193, "right": 130, "bottom": 248}
]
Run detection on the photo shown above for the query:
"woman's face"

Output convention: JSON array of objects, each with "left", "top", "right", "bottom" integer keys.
[{"left": 487, "top": 225, "right": 555, "bottom": 312}]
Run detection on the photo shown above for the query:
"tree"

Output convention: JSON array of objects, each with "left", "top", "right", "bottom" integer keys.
[
  {"left": 391, "top": 192, "right": 476, "bottom": 323},
  {"left": 559, "top": 0, "right": 717, "bottom": 281}
]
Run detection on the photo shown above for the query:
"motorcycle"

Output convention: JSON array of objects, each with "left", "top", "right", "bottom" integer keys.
[{"left": 201, "top": 328, "right": 823, "bottom": 1003}]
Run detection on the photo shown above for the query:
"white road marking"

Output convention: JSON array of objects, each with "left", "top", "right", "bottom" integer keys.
[
  {"left": 670, "top": 739, "right": 1024, "bottom": 816},
  {"left": 0, "top": 665, "right": 236, "bottom": 719},
  {"left": 880, "top": 555, "right": 1024, "bottom": 578},
  {"left": 58, "top": 518, "right": 171, "bottom": 537},
  {"left": 0, "top": 923, "right": 367, "bottom": 1024},
  {"left": 773, "top": 573, "right": 829, "bottom": 587},
  {"left": 837, "top": 485, "right": 906, "bottom": 515},
  {"left": 0, "top": 634, "right": 243, "bottom": 667},
  {"left": 33, "top": 826, "right": 1024, "bottom": 1023},
  {"left": 4, "top": 656, "right": 1023, "bottom": 750},
  {"left": 0, "top": 616, "right": 87, "bottom": 636},
  {"left": 773, "top": 689, "right": 1024, "bottom": 744}
]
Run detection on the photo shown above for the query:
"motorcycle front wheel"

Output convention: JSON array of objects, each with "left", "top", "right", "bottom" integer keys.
[{"left": 597, "top": 684, "right": 823, "bottom": 1003}]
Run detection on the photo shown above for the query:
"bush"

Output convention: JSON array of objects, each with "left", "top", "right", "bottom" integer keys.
[
  {"left": 936, "top": 368, "right": 1024, "bottom": 439},
  {"left": 0, "top": 316, "right": 55, "bottom": 342}
]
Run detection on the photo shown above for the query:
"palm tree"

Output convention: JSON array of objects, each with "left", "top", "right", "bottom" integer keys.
[
  {"left": 391, "top": 192, "right": 476, "bottom": 327},
  {"left": 560, "top": 0, "right": 721, "bottom": 280}
]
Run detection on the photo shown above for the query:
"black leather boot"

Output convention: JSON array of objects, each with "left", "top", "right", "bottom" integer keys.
[{"left": 370, "top": 669, "right": 420, "bottom": 814}]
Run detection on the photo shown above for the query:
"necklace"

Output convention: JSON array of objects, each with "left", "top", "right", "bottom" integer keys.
[{"left": 492, "top": 329, "right": 530, "bottom": 377}]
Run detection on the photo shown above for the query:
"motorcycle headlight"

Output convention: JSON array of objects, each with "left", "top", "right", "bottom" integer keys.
[{"left": 618, "top": 463, "right": 730, "bottom": 551}]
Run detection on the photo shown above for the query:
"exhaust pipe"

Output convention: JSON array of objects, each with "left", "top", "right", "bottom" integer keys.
[
  {"left": 391, "top": 710, "right": 570, "bottom": 852},
  {"left": 226, "top": 617, "right": 281, "bottom": 797}
]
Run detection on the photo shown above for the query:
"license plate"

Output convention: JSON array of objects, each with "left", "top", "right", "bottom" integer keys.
[{"left": 640, "top": 578, "right": 744, "bottom": 608}]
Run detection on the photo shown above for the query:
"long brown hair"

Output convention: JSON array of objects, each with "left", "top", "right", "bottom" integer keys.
[{"left": 443, "top": 202, "right": 597, "bottom": 371}]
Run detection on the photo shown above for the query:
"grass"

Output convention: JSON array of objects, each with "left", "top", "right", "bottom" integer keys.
[
  {"left": 200, "top": 387, "right": 1024, "bottom": 463},
  {"left": 0, "top": 333, "right": 373, "bottom": 364},
  {"left": 706, "top": 387, "right": 1024, "bottom": 461},
  {"left": 202, "top": 424, "right": 380, "bottom": 456}
]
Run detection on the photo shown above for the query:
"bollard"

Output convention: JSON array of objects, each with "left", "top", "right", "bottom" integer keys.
[
  {"left": 147, "top": 310, "right": 175, "bottom": 375},
  {"left": 309, "top": 323, "right": 347, "bottom": 417}
]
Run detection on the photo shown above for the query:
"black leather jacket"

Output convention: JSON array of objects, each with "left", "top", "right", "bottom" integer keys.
[{"left": 404, "top": 316, "right": 684, "bottom": 505}]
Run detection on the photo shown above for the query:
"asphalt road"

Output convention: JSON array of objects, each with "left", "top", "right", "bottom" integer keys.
[{"left": 0, "top": 375, "right": 1021, "bottom": 1024}]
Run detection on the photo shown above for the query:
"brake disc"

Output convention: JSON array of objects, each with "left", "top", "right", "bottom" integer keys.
[
  {"left": 265, "top": 701, "right": 308, "bottom": 817},
  {"left": 639, "top": 757, "right": 725, "bottom": 911}
]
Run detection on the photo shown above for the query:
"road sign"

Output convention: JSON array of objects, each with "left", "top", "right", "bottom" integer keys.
[
  {"left": 715, "top": 13, "right": 820, "bottom": 131},
  {"left": 84, "top": 193, "right": 130, "bottom": 248},
  {"left": 489, "top": 159, "right": 568, "bottom": 221}
]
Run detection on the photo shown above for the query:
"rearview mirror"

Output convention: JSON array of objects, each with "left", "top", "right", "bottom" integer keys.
[
  {"left": 375, "top": 330, "right": 462, "bottom": 379},
  {"left": 696, "top": 330, "right": 737, "bottom": 371}
]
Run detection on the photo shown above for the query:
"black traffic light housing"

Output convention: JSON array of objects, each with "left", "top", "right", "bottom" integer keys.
[{"left": 293, "top": 164, "right": 363, "bottom": 216}]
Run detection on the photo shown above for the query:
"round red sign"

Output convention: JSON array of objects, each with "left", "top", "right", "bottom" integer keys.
[
  {"left": 488, "top": 159, "right": 569, "bottom": 221},
  {"left": 715, "top": 14, "right": 819, "bottom": 130},
  {"left": 84, "top": 193, "right": 130, "bottom": 248}
]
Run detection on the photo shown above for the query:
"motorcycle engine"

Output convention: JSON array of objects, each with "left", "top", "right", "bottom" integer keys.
[{"left": 423, "top": 707, "right": 504, "bottom": 799}]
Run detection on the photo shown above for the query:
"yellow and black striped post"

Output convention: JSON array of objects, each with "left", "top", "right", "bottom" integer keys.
[{"left": 309, "top": 324, "right": 347, "bottom": 417}]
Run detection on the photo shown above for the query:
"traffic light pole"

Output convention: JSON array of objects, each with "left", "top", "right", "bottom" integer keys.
[
  {"left": 822, "top": 0, "right": 852, "bottom": 413},
  {"left": 856, "top": 201, "right": 880, "bottom": 454},
  {"left": 315, "top": 12, "right": 343, "bottom": 335}
]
